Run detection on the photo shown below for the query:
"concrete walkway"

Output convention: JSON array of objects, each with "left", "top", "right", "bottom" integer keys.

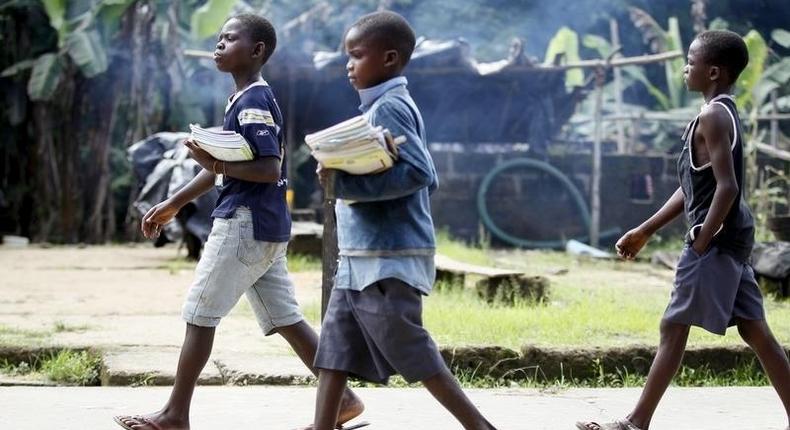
[{"left": 0, "top": 386, "right": 787, "bottom": 430}]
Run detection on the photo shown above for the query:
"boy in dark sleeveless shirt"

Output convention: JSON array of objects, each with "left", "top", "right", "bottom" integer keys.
[{"left": 577, "top": 30, "right": 789, "bottom": 430}]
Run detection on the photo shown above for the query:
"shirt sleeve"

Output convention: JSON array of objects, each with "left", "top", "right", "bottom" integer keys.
[
  {"left": 236, "top": 95, "right": 282, "bottom": 159},
  {"left": 333, "top": 98, "right": 437, "bottom": 202}
]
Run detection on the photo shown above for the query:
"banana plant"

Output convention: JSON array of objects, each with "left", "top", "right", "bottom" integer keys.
[
  {"left": 628, "top": 7, "right": 687, "bottom": 109},
  {"left": 544, "top": 26, "right": 584, "bottom": 90},
  {"left": 1, "top": 0, "right": 131, "bottom": 101}
]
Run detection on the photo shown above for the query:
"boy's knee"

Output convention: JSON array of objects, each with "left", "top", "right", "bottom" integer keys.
[
  {"left": 659, "top": 319, "right": 690, "bottom": 343},
  {"left": 736, "top": 319, "right": 769, "bottom": 346}
]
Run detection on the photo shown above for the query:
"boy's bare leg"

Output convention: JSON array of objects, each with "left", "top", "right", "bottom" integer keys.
[
  {"left": 313, "top": 369, "right": 349, "bottom": 430},
  {"left": 277, "top": 321, "right": 364, "bottom": 423},
  {"left": 736, "top": 318, "right": 790, "bottom": 426},
  {"left": 625, "top": 320, "right": 690, "bottom": 430},
  {"left": 422, "top": 369, "right": 497, "bottom": 430},
  {"left": 115, "top": 323, "right": 215, "bottom": 430}
]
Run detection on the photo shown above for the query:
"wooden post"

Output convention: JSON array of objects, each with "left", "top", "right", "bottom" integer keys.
[
  {"left": 590, "top": 68, "right": 605, "bottom": 248},
  {"left": 321, "top": 181, "right": 338, "bottom": 320},
  {"left": 610, "top": 19, "right": 626, "bottom": 154},
  {"left": 770, "top": 89, "right": 779, "bottom": 148}
]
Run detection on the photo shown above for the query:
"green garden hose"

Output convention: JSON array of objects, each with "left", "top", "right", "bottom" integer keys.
[{"left": 476, "top": 158, "right": 620, "bottom": 249}]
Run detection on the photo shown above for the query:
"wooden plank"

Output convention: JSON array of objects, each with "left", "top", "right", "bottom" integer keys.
[{"left": 434, "top": 254, "right": 522, "bottom": 277}]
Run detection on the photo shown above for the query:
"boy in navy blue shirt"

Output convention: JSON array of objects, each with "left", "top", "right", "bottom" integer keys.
[
  {"left": 308, "top": 11, "right": 496, "bottom": 430},
  {"left": 114, "top": 14, "right": 362, "bottom": 430},
  {"left": 577, "top": 30, "right": 789, "bottom": 430}
]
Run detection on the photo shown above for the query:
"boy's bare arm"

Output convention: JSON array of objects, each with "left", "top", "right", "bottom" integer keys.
[
  {"left": 616, "top": 187, "right": 684, "bottom": 259},
  {"left": 222, "top": 157, "right": 282, "bottom": 183},
  {"left": 141, "top": 168, "right": 215, "bottom": 238},
  {"left": 184, "top": 139, "right": 281, "bottom": 184},
  {"left": 638, "top": 186, "right": 685, "bottom": 236},
  {"left": 168, "top": 168, "right": 216, "bottom": 207},
  {"left": 692, "top": 105, "right": 739, "bottom": 254}
]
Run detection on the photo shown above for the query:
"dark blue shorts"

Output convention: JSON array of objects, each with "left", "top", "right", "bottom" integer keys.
[
  {"left": 664, "top": 246, "right": 765, "bottom": 335},
  {"left": 314, "top": 278, "right": 447, "bottom": 384}
]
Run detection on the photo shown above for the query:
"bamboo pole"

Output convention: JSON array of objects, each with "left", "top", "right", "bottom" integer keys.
[
  {"left": 754, "top": 141, "right": 790, "bottom": 162},
  {"left": 590, "top": 68, "right": 606, "bottom": 248},
  {"left": 569, "top": 112, "right": 790, "bottom": 123},
  {"left": 771, "top": 90, "right": 779, "bottom": 148},
  {"left": 183, "top": 49, "right": 684, "bottom": 75},
  {"left": 610, "top": 19, "right": 626, "bottom": 154}
]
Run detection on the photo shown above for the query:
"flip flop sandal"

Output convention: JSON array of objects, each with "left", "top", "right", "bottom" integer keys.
[
  {"left": 576, "top": 418, "right": 643, "bottom": 430},
  {"left": 113, "top": 415, "right": 164, "bottom": 430},
  {"left": 297, "top": 421, "right": 370, "bottom": 430}
]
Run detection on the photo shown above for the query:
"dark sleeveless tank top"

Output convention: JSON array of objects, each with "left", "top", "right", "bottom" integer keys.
[{"left": 677, "top": 94, "right": 754, "bottom": 262}]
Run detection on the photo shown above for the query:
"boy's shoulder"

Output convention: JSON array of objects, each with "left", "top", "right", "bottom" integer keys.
[
  {"left": 233, "top": 83, "right": 276, "bottom": 110},
  {"left": 370, "top": 89, "right": 419, "bottom": 123}
]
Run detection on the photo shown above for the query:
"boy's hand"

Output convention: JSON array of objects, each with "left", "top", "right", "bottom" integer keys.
[
  {"left": 615, "top": 227, "right": 650, "bottom": 260},
  {"left": 184, "top": 139, "right": 218, "bottom": 172},
  {"left": 691, "top": 239, "right": 709, "bottom": 257},
  {"left": 141, "top": 200, "right": 179, "bottom": 239}
]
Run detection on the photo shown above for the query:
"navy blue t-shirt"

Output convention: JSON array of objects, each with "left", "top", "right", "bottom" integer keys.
[{"left": 211, "top": 80, "right": 290, "bottom": 242}]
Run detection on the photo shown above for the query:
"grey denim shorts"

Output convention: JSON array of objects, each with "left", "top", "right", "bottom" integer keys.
[{"left": 181, "top": 207, "right": 303, "bottom": 334}]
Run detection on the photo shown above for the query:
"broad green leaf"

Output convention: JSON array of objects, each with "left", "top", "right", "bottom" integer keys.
[
  {"left": 27, "top": 53, "right": 62, "bottom": 101},
  {"left": 582, "top": 34, "right": 612, "bottom": 58},
  {"left": 97, "top": 1, "right": 135, "bottom": 39},
  {"left": 762, "top": 57, "right": 790, "bottom": 85},
  {"left": 41, "top": 0, "right": 66, "bottom": 31},
  {"left": 544, "top": 27, "right": 583, "bottom": 89},
  {"left": 1, "top": 59, "right": 36, "bottom": 77},
  {"left": 190, "top": 0, "right": 239, "bottom": 39},
  {"left": 771, "top": 29, "right": 790, "bottom": 48},
  {"left": 66, "top": 29, "right": 108, "bottom": 77},
  {"left": 737, "top": 30, "right": 768, "bottom": 110},
  {"left": 622, "top": 65, "right": 671, "bottom": 110}
]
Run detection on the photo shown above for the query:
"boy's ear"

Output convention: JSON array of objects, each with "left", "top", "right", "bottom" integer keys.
[
  {"left": 708, "top": 65, "right": 721, "bottom": 82},
  {"left": 384, "top": 49, "right": 400, "bottom": 68},
  {"left": 252, "top": 41, "right": 265, "bottom": 59}
]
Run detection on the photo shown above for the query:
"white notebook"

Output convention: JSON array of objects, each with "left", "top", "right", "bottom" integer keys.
[{"left": 189, "top": 124, "right": 254, "bottom": 162}]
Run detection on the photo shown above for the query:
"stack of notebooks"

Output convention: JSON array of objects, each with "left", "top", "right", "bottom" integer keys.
[
  {"left": 305, "top": 116, "right": 405, "bottom": 175},
  {"left": 189, "top": 124, "right": 254, "bottom": 162}
]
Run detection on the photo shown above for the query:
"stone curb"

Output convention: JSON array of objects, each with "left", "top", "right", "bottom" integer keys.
[{"left": 2, "top": 344, "right": 788, "bottom": 386}]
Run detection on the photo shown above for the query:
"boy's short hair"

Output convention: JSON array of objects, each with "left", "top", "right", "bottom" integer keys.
[
  {"left": 695, "top": 30, "right": 749, "bottom": 83},
  {"left": 349, "top": 11, "right": 416, "bottom": 67},
  {"left": 231, "top": 13, "right": 277, "bottom": 64}
]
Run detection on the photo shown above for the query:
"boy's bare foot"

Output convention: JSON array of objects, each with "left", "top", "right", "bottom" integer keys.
[
  {"left": 297, "top": 390, "right": 366, "bottom": 430},
  {"left": 113, "top": 411, "right": 189, "bottom": 430},
  {"left": 337, "top": 389, "right": 365, "bottom": 425}
]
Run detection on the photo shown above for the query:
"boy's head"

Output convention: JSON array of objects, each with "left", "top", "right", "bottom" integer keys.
[
  {"left": 214, "top": 13, "right": 277, "bottom": 74},
  {"left": 684, "top": 30, "right": 748, "bottom": 92},
  {"left": 343, "top": 11, "right": 416, "bottom": 90}
]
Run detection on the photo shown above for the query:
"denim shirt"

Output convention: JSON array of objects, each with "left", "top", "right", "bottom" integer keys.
[
  {"left": 333, "top": 76, "right": 439, "bottom": 257},
  {"left": 332, "top": 77, "right": 438, "bottom": 295}
]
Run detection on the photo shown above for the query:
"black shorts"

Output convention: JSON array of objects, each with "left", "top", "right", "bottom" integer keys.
[{"left": 314, "top": 278, "right": 447, "bottom": 384}]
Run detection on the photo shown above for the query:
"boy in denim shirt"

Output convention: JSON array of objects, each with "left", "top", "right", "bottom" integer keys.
[
  {"left": 311, "top": 11, "right": 496, "bottom": 430},
  {"left": 114, "top": 14, "right": 362, "bottom": 430}
]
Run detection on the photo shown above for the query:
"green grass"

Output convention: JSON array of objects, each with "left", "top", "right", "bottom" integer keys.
[
  {"left": 157, "top": 257, "right": 196, "bottom": 275},
  {"left": 0, "top": 325, "right": 52, "bottom": 346},
  {"left": 40, "top": 350, "right": 102, "bottom": 386},
  {"left": 303, "top": 249, "right": 790, "bottom": 349},
  {"left": 53, "top": 321, "right": 89, "bottom": 333},
  {"left": 435, "top": 229, "right": 493, "bottom": 266},
  {"left": 287, "top": 253, "right": 322, "bottom": 272},
  {"left": 347, "top": 358, "right": 769, "bottom": 389}
]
